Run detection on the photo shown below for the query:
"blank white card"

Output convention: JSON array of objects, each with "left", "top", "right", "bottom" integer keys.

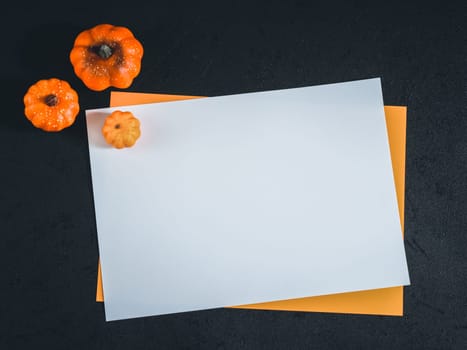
[{"left": 86, "top": 78, "right": 410, "bottom": 321}]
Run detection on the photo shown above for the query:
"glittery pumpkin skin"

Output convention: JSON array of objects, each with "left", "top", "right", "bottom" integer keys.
[
  {"left": 23, "top": 78, "right": 80, "bottom": 132},
  {"left": 102, "top": 110, "right": 141, "bottom": 149},
  {"left": 69, "top": 24, "right": 144, "bottom": 91}
]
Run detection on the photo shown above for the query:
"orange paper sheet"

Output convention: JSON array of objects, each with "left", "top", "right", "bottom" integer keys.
[{"left": 96, "top": 91, "right": 407, "bottom": 316}]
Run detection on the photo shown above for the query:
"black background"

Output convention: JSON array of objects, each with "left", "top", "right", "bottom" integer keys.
[{"left": 1, "top": 1, "right": 467, "bottom": 349}]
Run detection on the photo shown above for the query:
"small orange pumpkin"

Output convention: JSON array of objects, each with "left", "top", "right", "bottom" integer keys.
[
  {"left": 23, "top": 78, "right": 80, "bottom": 132},
  {"left": 69, "top": 24, "right": 144, "bottom": 91},
  {"left": 102, "top": 110, "right": 141, "bottom": 149}
]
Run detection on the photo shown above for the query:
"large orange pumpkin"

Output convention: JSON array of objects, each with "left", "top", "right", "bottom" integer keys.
[{"left": 69, "top": 24, "right": 144, "bottom": 91}]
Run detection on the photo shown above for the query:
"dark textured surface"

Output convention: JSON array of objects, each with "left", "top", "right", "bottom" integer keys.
[{"left": 1, "top": 1, "right": 467, "bottom": 349}]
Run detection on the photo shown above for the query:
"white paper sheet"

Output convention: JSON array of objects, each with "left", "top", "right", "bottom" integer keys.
[{"left": 86, "top": 78, "right": 410, "bottom": 321}]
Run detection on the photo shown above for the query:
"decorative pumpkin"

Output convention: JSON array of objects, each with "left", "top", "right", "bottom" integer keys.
[
  {"left": 69, "top": 24, "right": 144, "bottom": 91},
  {"left": 102, "top": 110, "right": 141, "bottom": 149},
  {"left": 23, "top": 78, "right": 80, "bottom": 132}
]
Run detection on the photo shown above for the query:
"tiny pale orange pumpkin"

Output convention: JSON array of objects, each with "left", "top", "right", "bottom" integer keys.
[{"left": 102, "top": 110, "right": 141, "bottom": 149}]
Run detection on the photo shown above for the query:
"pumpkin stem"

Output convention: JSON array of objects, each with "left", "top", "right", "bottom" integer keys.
[
  {"left": 95, "top": 44, "right": 113, "bottom": 59},
  {"left": 44, "top": 94, "right": 58, "bottom": 107}
]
